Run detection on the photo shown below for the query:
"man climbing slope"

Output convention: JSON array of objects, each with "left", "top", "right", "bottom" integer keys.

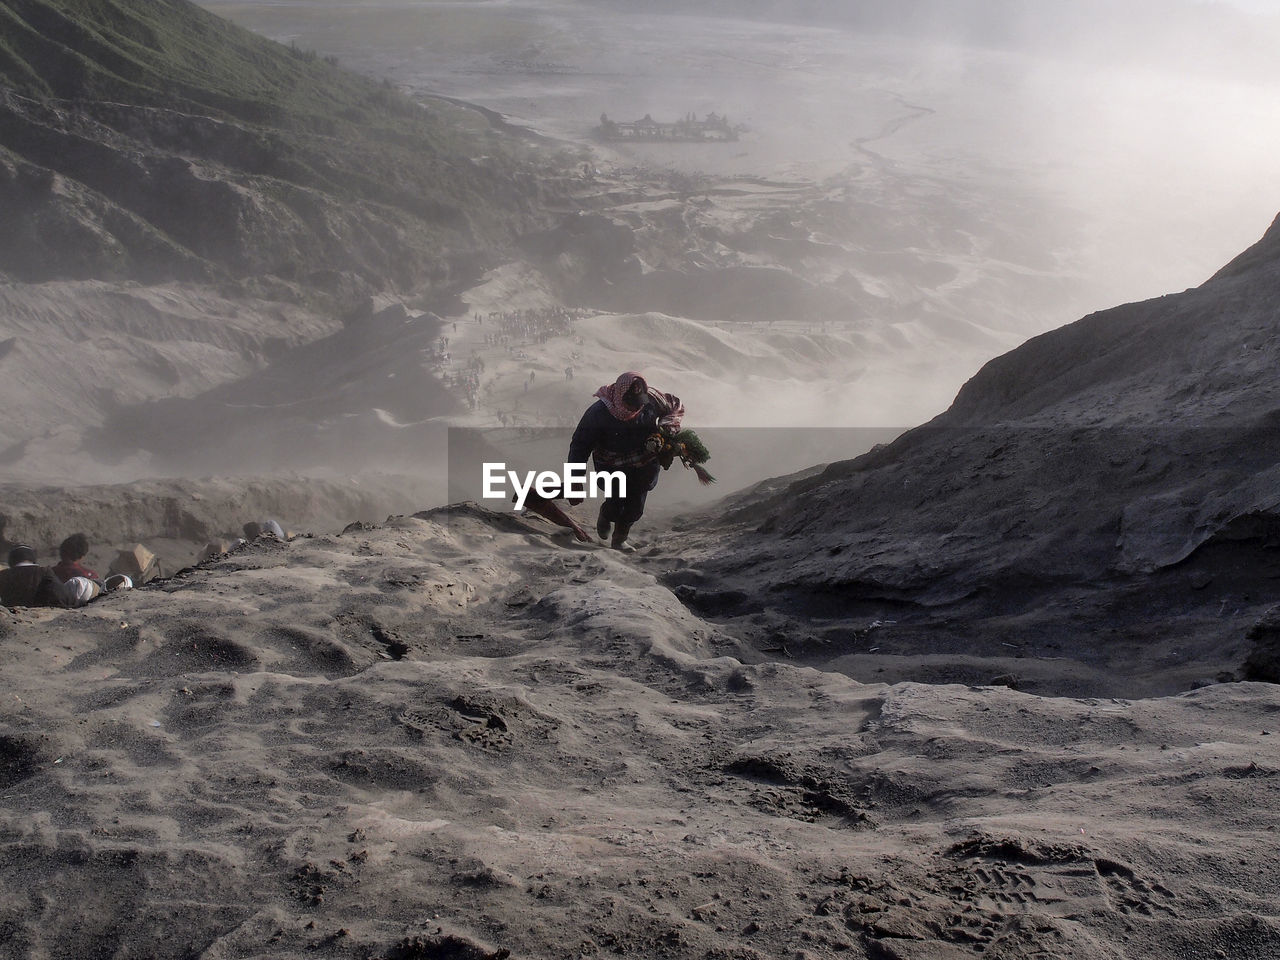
[{"left": 567, "top": 371, "right": 684, "bottom": 552}]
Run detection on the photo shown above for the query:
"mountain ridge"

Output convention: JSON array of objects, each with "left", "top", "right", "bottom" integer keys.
[{"left": 944, "top": 210, "right": 1280, "bottom": 424}]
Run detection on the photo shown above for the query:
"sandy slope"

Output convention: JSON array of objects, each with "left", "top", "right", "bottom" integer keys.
[{"left": 1, "top": 506, "right": 1277, "bottom": 959}]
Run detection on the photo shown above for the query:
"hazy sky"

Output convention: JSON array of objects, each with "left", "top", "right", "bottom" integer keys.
[{"left": 1228, "top": 0, "right": 1279, "bottom": 12}]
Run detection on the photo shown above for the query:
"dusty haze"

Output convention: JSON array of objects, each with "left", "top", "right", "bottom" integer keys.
[
  {"left": 148, "top": 0, "right": 1280, "bottom": 505},
  {"left": 205, "top": 0, "right": 1280, "bottom": 323},
  {"left": 7, "top": 0, "right": 1280, "bottom": 527}
]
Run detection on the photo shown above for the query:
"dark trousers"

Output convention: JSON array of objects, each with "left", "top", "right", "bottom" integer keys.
[{"left": 597, "top": 463, "right": 661, "bottom": 525}]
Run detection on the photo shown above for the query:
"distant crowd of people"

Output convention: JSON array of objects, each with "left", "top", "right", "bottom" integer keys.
[
  {"left": 433, "top": 308, "right": 589, "bottom": 415},
  {"left": 477, "top": 306, "right": 584, "bottom": 347},
  {"left": 441, "top": 354, "right": 486, "bottom": 410},
  {"left": 0, "top": 520, "right": 291, "bottom": 610}
]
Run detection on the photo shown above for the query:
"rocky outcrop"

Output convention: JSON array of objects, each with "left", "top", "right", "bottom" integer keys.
[{"left": 706, "top": 208, "right": 1280, "bottom": 581}]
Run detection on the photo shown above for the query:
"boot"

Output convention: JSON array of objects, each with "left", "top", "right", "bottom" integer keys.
[
  {"left": 596, "top": 505, "right": 611, "bottom": 541},
  {"left": 611, "top": 521, "right": 634, "bottom": 552}
]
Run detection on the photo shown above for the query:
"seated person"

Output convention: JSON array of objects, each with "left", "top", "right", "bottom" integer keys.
[
  {"left": 52, "top": 533, "right": 99, "bottom": 583},
  {"left": 0, "top": 545, "right": 69, "bottom": 608}
]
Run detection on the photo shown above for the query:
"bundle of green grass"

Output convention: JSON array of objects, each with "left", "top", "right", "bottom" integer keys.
[{"left": 655, "top": 429, "right": 716, "bottom": 484}]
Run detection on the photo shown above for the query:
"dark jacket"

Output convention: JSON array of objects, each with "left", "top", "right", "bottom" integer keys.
[
  {"left": 568, "top": 398, "right": 662, "bottom": 469},
  {"left": 0, "top": 564, "right": 68, "bottom": 608}
]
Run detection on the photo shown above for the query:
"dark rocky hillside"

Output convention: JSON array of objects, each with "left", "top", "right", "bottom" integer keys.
[
  {"left": 678, "top": 213, "right": 1280, "bottom": 696},
  {"left": 0, "top": 0, "right": 560, "bottom": 312}
]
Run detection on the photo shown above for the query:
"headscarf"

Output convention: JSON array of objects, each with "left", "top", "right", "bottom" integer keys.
[
  {"left": 593, "top": 371, "right": 685, "bottom": 430},
  {"left": 594, "top": 371, "right": 648, "bottom": 422}
]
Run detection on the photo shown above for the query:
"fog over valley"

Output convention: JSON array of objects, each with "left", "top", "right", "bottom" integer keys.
[
  {"left": 208, "top": 0, "right": 1280, "bottom": 324},
  {"left": 170, "top": 0, "right": 1280, "bottom": 497}
]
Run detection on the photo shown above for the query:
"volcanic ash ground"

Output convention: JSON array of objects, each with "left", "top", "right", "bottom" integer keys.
[{"left": 0, "top": 506, "right": 1277, "bottom": 960}]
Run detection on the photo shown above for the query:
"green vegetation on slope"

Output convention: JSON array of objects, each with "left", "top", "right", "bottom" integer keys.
[
  {"left": 0, "top": 0, "right": 565, "bottom": 299},
  {"left": 3, "top": 0, "right": 434, "bottom": 131}
]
